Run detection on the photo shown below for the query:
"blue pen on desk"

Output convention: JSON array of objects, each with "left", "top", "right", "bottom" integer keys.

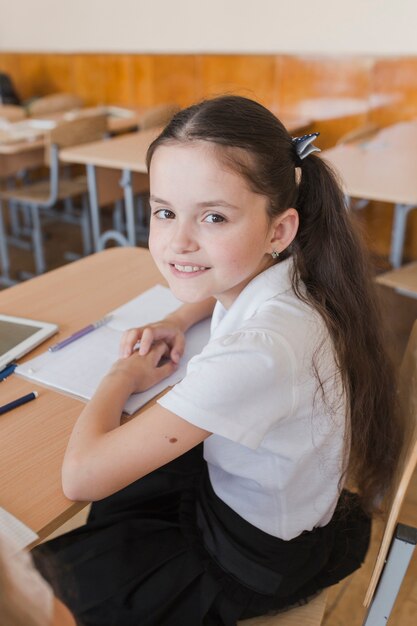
[
  {"left": 0, "top": 363, "right": 17, "bottom": 382},
  {"left": 48, "top": 316, "right": 112, "bottom": 352},
  {"left": 0, "top": 391, "right": 38, "bottom": 415}
]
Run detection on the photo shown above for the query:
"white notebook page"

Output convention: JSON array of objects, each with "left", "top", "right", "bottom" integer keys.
[
  {"left": 0, "top": 507, "right": 38, "bottom": 552},
  {"left": 16, "top": 285, "right": 211, "bottom": 415}
]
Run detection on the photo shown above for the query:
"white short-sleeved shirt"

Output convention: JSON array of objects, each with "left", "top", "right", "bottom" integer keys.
[
  {"left": 0, "top": 533, "right": 53, "bottom": 626},
  {"left": 158, "top": 258, "right": 347, "bottom": 540}
]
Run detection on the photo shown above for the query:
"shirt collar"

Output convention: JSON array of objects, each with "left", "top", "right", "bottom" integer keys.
[{"left": 210, "top": 257, "right": 295, "bottom": 339}]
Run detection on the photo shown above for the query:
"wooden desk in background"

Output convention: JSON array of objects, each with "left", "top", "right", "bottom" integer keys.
[
  {"left": 0, "top": 106, "right": 144, "bottom": 179},
  {"left": 0, "top": 247, "right": 163, "bottom": 541},
  {"left": 0, "top": 137, "right": 45, "bottom": 178},
  {"left": 322, "top": 128, "right": 417, "bottom": 268}
]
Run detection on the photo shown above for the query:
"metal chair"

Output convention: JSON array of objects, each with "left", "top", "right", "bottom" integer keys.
[
  {"left": 0, "top": 114, "right": 107, "bottom": 283},
  {"left": 238, "top": 321, "right": 417, "bottom": 626}
]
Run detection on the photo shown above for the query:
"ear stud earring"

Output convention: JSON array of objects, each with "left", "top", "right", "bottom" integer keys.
[{"left": 271, "top": 250, "right": 280, "bottom": 259}]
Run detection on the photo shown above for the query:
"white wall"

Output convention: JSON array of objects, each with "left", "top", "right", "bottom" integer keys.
[{"left": 0, "top": 0, "right": 416, "bottom": 55}]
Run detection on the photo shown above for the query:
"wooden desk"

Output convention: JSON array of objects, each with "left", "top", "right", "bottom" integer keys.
[
  {"left": 322, "top": 135, "right": 417, "bottom": 268},
  {"left": 0, "top": 106, "right": 144, "bottom": 179},
  {"left": 376, "top": 261, "right": 417, "bottom": 299},
  {"left": 60, "top": 127, "right": 161, "bottom": 250},
  {"left": 0, "top": 247, "right": 163, "bottom": 540},
  {"left": 0, "top": 136, "right": 45, "bottom": 178},
  {"left": 36, "top": 105, "right": 145, "bottom": 135}
]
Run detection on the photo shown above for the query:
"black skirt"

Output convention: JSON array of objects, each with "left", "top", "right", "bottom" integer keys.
[{"left": 33, "top": 445, "right": 371, "bottom": 626}]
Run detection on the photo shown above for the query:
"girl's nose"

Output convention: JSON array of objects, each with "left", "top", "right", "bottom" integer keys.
[{"left": 170, "top": 222, "right": 199, "bottom": 253}]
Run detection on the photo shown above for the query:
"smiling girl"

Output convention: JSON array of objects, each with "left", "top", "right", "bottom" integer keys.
[{"left": 34, "top": 96, "right": 404, "bottom": 626}]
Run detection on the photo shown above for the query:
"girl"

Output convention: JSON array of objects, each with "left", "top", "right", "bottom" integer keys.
[{"left": 34, "top": 96, "right": 404, "bottom": 626}]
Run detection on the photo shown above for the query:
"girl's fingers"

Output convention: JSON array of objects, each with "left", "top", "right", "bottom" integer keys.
[
  {"left": 120, "top": 328, "right": 142, "bottom": 358},
  {"left": 153, "top": 359, "right": 178, "bottom": 382},
  {"left": 171, "top": 334, "right": 185, "bottom": 364},
  {"left": 150, "top": 340, "right": 170, "bottom": 365},
  {"left": 138, "top": 327, "right": 157, "bottom": 356}
]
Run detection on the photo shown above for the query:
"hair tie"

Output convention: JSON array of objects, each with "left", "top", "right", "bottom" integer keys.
[{"left": 292, "top": 133, "right": 321, "bottom": 160}]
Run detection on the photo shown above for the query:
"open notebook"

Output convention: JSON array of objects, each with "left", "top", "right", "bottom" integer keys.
[
  {"left": 16, "top": 285, "right": 211, "bottom": 415},
  {"left": 0, "top": 507, "right": 38, "bottom": 552}
]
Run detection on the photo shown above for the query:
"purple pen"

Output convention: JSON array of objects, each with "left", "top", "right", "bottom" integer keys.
[{"left": 48, "top": 316, "right": 112, "bottom": 352}]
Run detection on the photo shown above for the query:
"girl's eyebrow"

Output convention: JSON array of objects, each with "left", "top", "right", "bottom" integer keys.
[
  {"left": 150, "top": 195, "right": 172, "bottom": 205},
  {"left": 197, "top": 200, "right": 240, "bottom": 210},
  {"left": 150, "top": 195, "right": 239, "bottom": 211}
]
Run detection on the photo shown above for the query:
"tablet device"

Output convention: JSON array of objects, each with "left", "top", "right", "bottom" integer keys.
[{"left": 0, "top": 314, "right": 58, "bottom": 371}]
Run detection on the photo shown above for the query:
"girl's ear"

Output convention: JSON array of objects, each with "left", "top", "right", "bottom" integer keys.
[{"left": 269, "top": 208, "right": 299, "bottom": 254}]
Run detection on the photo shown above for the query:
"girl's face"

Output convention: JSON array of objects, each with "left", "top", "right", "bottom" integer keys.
[{"left": 149, "top": 142, "right": 280, "bottom": 308}]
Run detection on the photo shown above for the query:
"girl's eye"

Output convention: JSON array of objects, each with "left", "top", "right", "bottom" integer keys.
[
  {"left": 153, "top": 208, "right": 175, "bottom": 220},
  {"left": 203, "top": 213, "right": 225, "bottom": 223}
]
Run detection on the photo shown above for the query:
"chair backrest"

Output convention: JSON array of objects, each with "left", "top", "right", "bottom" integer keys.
[
  {"left": 0, "top": 104, "right": 26, "bottom": 123},
  {"left": 364, "top": 320, "right": 417, "bottom": 607},
  {"left": 44, "top": 113, "right": 108, "bottom": 166},
  {"left": 28, "top": 93, "right": 84, "bottom": 117},
  {"left": 140, "top": 103, "right": 180, "bottom": 130}
]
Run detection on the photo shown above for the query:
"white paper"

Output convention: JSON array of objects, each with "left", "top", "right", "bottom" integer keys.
[
  {"left": 16, "top": 285, "right": 211, "bottom": 415},
  {"left": 0, "top": 508, "right": 38, "bottom": 552}
]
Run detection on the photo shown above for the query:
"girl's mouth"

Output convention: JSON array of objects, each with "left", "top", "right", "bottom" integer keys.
[{"left": 170, "top": 263, "right": 210, "bottom": 275}]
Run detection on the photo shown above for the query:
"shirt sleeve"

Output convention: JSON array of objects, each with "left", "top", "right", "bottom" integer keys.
[
  {"left": 158, "top": 329, "right": 297, "bottom": 449},
  {"left": 0, "top": 534, "right": 54, "bottom": 626}
]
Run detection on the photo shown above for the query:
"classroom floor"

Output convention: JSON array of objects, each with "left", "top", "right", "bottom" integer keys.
[{"left": 3, "top": 212, "right": 417, "bottom": 624}]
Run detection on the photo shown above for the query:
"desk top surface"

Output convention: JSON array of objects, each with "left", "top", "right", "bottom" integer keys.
[
  {"left": 0, "top": 247, "right": 163, "bottom": 540},
  {"left": 322, "top": 132, "right": 417, "bottom": 206},
  {"left": 60, "top": 126, "right": 162, "bottom": 171}
]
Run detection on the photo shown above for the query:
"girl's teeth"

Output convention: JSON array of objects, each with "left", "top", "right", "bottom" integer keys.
[{"left": 174, "top": 264, "right": 206, "bottom": 273}]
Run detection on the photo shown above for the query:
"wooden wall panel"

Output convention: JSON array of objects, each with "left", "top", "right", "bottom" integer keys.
[
  {"left": 370, "top": 57, "right": 417, "bottom": 126},
  {"left": 14, "top": 54, "right": 49, "bottom": 100},
  {"left": 130, "top": 55, "right": 154, "bottom": 107},
  {"left": 151, "top": 55, "right": 199, "bottom": 107},
  {"left": 198, "top": 55, "right": 279, "bottom": 109},
  {"left": 102, "top": 55, "right": 133, "bottom": 106},
  {"left": 71, "top": 54, "right": 106, "bottom": 106},
  {"left": 39, "top": 55, "right": 75, "bottom": 98},
  {"left": 278, "top": 55, "right": 372, "bottom": 107}
]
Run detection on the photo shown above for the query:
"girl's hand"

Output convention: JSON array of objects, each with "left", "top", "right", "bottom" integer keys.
[
  {"left": 120, "top": 319, "right": 186, "bottom": 364},
  {"left": 110, "top": 341, "right": 177, "bottom": 394}
]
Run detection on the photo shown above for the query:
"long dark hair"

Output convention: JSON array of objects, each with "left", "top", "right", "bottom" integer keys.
[{"left": 147, "top": 95, "right": 404, "bottom": 514}]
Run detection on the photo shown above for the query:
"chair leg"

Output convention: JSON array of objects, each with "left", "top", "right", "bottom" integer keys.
[
  {"left": 9, "top": 200, "right": 23, "bottom": 237},
  {"left": 390, "top": 204, "right": 416, "bottom": 269},
  {"left": 30, "top": 204, "right": 46, "bottom": 275},
  {"left": 0, "top": 197, "right": 13, "bottom": 286},
  {"left": 81, "top": 194, "right": 92, "bottom": 256},
  {"left": 113, "top": 199, "right": 125, "bottom": 234},
  {"left": 362, "top": 524, "right": 417, "bottom": 626}
]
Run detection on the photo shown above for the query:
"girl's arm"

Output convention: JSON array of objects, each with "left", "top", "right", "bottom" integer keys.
[
  {"left": 52, "top": 598, "right": 76, "bottom": 626},
  {"left": 62, "top": 342, "right": 210, "bottom": 502},
  {"left": 120, "top": 297, "right": 216, "bottom": 362}
]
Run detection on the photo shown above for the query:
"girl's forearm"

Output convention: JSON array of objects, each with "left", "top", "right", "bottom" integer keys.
[
  {"left": 166, "top": 297, "right": 216, "bottom": 332},
  {"left": 63, "top": 371, "right": 133, "bottom": 478}
]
